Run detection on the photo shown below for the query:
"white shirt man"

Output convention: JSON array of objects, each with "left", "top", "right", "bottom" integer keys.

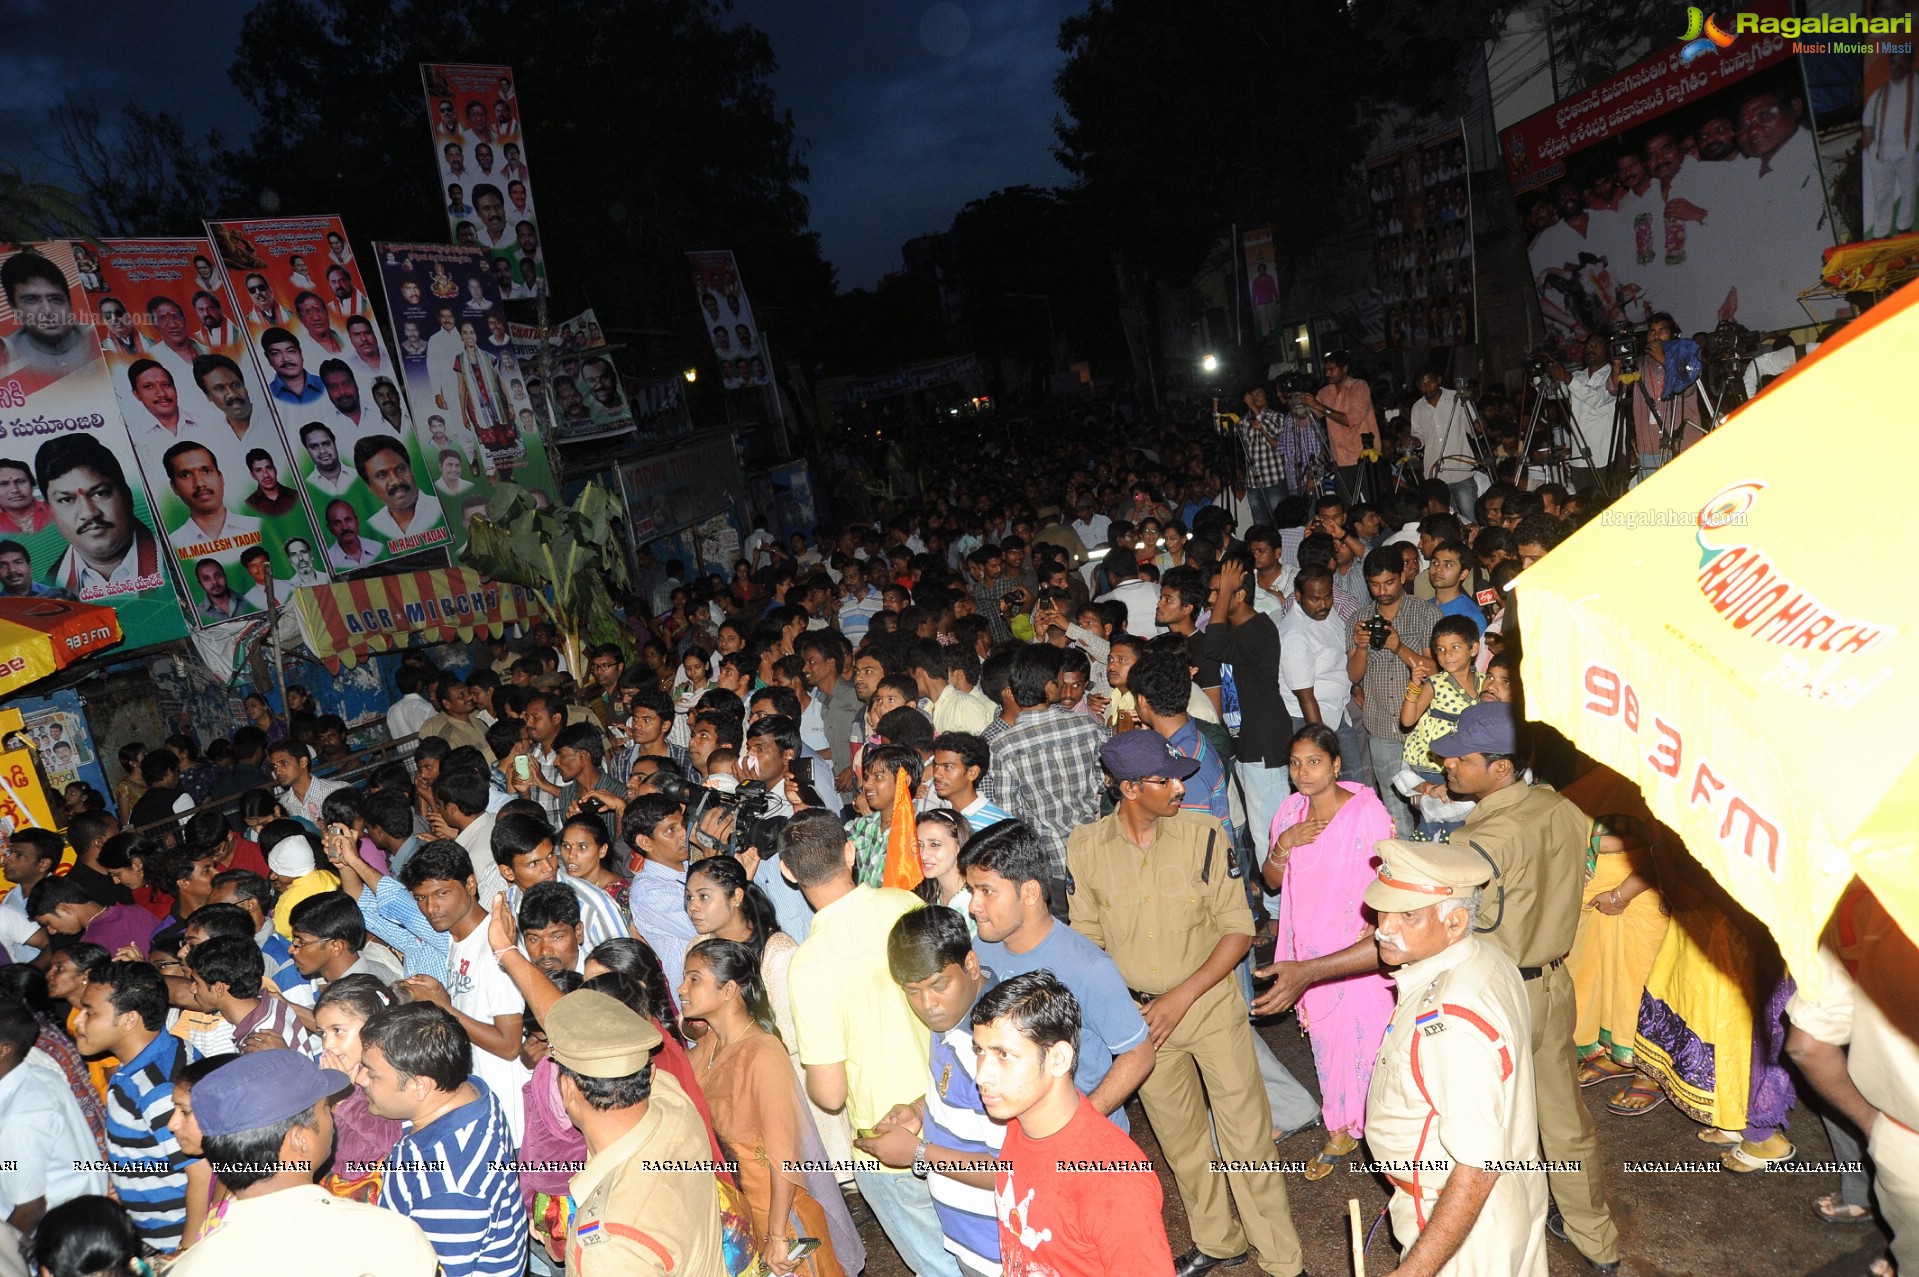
[
  {"left": 0, "top": 1048, "right": 110, "bottom": 1223},
  {"left": 1864, "top": 59, "right": 1919, "bottom": 238},
  {"left": 1562, "top": 354, "right": 1620, "bottom": 470},
  {"left": 1277, "top": 590, "right": 1353, "bottom": 729},
  {"left": 368, "top": 499, "right": 445, "bottom": 545},
  {"left": 1408, "top": 383, "right": 1476, "bottom": 483}
]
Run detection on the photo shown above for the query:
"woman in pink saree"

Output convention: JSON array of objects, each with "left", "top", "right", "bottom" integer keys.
[{"left": 1263, "top": 722, "right": 1397, "bottom": 1181}]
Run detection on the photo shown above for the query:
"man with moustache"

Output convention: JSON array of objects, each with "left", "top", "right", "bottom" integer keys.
[
  {"left": 293, "top": 290, "right": 346, "bottom": 362},
  {"left": 300, "top": 422, "right": 355, "bottom": 499},
  {"left": 1364, "top": 838, "right": 1548, "bottom": 1276},
  {"left": 0, "top": 538, "right": 67, "bottom": 598},
  {"left": 580, "top": 355, "right": 627, "bottom": 425},
  {"left": 144, "top": 294, "right": 206, "bottom": 382},
  {"left": 262, "top": 328, "right": 326, "bottom": 407},
  {"left": 35, "top": 434, "right": 164, "bottom": 599},
  {"left": 97, "top": 296, "right": 148, "bottom": 357},
  {"left": 163, "top": 443, "right": 261, "bottom": 553},
  {"left": 280, "top": 536, "right": 326, "bottom": 589},
  {"left": 192, "top": 290, "right": 238, "bottom": 351},
  {"left": 0, "top": 250, "right": 91, "bottom": 390},
  {"left": 356, "top": 436, "right": 444, "bottom": 545},
  {"left": 123, "top": 359, "right": 210, "bottom": 458},
  {"left": 324, "top": 500, "right": 383, "bottom": 571},
  {"left": 325, "top": 262, "right": 370, "bottom": 321},
  {"left": 371, "top": 377, "right": 407, "bottom": 434},
  {"left": 344, "top": 314, "right": 393, "bottom": 387},
  {"left": 319, "top": 359, "right": 371, "bottom": 439},
  {"left": 472, "top": 184, "right": 513, "bottom": 250},
  {"left": 192, "top": 353, "right": 268, "bottom": 458},
  {"left": 240, "top": 273, "right": 285, "bottom": 327}
]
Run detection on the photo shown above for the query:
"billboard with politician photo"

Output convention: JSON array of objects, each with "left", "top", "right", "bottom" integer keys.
[
  {"left": 374, "top": 241, "right": 559, "bottom": 560},
  {"left": 0, "top": 242, "right": 187, "bottom": 646},
  {"left": 422, "top": 63, "right": 544, "bottom": 301},
  {"left": 1501, "top": 10, "right": 1839, "bottom": 360},
  {"left": 87, "top": 238, "right": 332, "bottom": 627},
  {"left": 207, "top": 216, "right": 452, "bottom": 574}
]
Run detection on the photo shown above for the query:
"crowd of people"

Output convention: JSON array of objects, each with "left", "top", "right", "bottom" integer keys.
[{"left": 0, "top": 384, "right": 1910, "bottom": 1277}]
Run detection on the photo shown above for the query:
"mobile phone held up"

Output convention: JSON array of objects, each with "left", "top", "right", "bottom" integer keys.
[{"left": 786, "top": 1238, "right": 822, "bottom": 1262}]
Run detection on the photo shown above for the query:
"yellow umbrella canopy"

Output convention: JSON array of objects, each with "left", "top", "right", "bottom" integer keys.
[{"left": 1516, "top": 281, "right": 1919, "bottom": 982}]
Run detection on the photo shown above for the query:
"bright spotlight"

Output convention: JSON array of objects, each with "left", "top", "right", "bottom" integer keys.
[{"left": 1200, "top": 354, "right": 1220, "bottom": 374}]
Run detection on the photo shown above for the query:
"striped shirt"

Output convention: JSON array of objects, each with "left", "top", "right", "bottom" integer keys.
[
  {"left": 381, "top": 1078, "right": 527, "bottom": 1277},
  {"left": 505, "top": 868, "right": 631, "bottom": 949},
  {"left": 358, "top": 876, "right": 452, "bottom": 980},
  {"left": 959, "top": 796, "right": 1013, "bottom": 833},
  {"left": 104, "top": 1032, "right": 188, "bottom": 1253},
  {"left": 925, "top": 989, "right": 1005, "bottom": 1273}
]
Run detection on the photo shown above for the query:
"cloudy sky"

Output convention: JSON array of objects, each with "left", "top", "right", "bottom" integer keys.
[{"left": 0, "top": 0, "right": 1078, "bottom": 291}]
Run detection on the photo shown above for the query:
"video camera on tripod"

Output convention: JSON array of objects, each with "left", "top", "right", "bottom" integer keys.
[
  {"left": 1275, "top": 370, "right": 1317, "bottom": 411},
  {"left": 1608, "top": 321, "right": 1651, "bottom": 376}
]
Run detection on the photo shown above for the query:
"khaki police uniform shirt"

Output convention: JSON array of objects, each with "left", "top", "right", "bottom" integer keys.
[
  {"left": 1448, "top": 782, "right": 1590, "bottom": 968},
  {"left": 566, "top": 1072, "right": 727, "bottom": 1277},
  {"left": 1365, "top": 935, "right": 1548, "bottom": 1276},
  {"left": 1067, "top": 809, "right": 1252, "bottom": 1010}
]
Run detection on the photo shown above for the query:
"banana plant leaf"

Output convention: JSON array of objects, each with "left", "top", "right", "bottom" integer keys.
[{"left": 460, "top": 479, "right": 634, "bottom": 672}]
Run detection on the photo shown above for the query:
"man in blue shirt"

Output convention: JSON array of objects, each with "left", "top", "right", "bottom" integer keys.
[
  {"left": 865, "top": 906, "right": 1005, "bottom": 1276},
  {"left": 74, "top": 962, "right": 189, "bottom": 1254},
  {"left": 260, "top": 327, "right": 326, "bottom": 406},
  {"left": 359, "top": 1002, "right": 527, "bottom": 1277},
  {"left": 960, "top": 819, "right": 1155, "bottom": 1130}
]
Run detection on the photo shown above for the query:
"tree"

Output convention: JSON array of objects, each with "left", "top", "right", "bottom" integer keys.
[
  {"left": 220, "top": 0, "right": 834, "bottom": 359},
  {"left": 458, "top": 479, "right": 631, "bottom": 676},
  {"left": 51, "top": 103, "right": 234, "bottom": 239},
  {"left": 0, "top": 163, "right": 96, "bottom": 245}
]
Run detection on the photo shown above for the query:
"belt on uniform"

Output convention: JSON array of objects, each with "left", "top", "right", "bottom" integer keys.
[
  {"left": 1127, "top": 988, "right": 1161, "bottom": 1006},
  {"left": 1518, "top": 958, "right": 1564, "bottom": 981},
  {"left": 1386, "top": 1175, "right": 1444, "bottom": 1200}
]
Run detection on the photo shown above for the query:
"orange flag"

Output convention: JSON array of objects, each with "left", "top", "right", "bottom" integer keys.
[{"left": 881, "top": 766, "right": 923, "bottom": 891}]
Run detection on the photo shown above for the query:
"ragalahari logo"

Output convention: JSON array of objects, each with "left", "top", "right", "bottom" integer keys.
[{"left": 1678, "top": 6, "right": 1737, "bottom": 65}]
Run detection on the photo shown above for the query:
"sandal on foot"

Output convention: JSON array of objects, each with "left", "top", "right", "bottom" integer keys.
[
  {"left": 1579, "top": 1057, "right": 1634, "bottom": 1088},
  {"left": 1867, "top": 1256, "right": 1893, "bottom": 1277},
  {"left": 1302, "top": 1133, "right": 1358, "bottom": 1182},
  {"left": 1696, "top": 1126, "right": 1744, "bottom": 1146},
  {"left": 1723, "top": 1134, "right": 1795, "bottom": 1172},
  {"left": 1815, "top": 1193, "right": 1873, "bottom": 1225},
  {"left": 1606, "top": 1080, "right": 1667, "bottom": 1116}
]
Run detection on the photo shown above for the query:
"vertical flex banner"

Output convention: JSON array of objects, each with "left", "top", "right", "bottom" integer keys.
[{"left": 0, "top": 242, "right": 186, "bottom": 646}]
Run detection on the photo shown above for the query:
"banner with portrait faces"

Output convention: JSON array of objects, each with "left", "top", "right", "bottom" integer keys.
[
  {"left": 1369, "top": 126, "right": 1476, "bottom": 350},
  {"left": 372, "top": 241, "right": 559, "bottom": 560},
  {"left": 0, "top": 242, "right": 187, "bottom": 647},
  {"left": 422, "top": 63, "right": 545, "bottom": 301},
  {"left": 686, "top": 250, "right": 770, "bottom": 389},
  {"left": 206, "top": 216, "right": 454, "bottom": 573},
  {"left": 87, "top": 238, "right": 333, "bottom": 629}
]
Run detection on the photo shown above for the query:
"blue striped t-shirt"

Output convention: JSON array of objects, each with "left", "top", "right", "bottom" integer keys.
[
  {"left": 381, "top": 1077, "right": 528, "bottom": 1277},
  {"left": 105, "top": 1032, "right": 188, "bottom": 1252},
  {"left": 924, "top": 983, "right": 1004, "bottom": 1273}
]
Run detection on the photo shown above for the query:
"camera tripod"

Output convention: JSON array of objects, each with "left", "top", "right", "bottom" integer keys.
[{"left": 1517, "top": 374, "right": 1615, "bottom": 502}]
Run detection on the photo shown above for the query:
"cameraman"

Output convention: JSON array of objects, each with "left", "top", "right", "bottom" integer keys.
[
  {"left": 1408, "top": 370, "right": 1478, "bottom": 521},
  {"left": 1301, "top": 350, "right": 1377, "bottom": 498},
  {"left": 1631, "top": 312, "right": 1705, "bottom": 474},
  {"left": 1545, "top": 333, "right": 1621, "bottom": 486},
  {"left": 1235, "top": 383, "right": 1291, "bottom": 526}
]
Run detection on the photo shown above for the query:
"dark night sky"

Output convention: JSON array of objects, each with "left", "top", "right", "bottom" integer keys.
[{"left": 0, "top": 0, "right": 1080, "bottom": 292}]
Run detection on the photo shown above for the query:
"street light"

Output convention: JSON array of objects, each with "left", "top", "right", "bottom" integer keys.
[
  {"left": 682, "top": 367, "right": 698, "bottom": 383},
  {"left": 1200, "top": 353, "right": 1220, "bottom": 374}
]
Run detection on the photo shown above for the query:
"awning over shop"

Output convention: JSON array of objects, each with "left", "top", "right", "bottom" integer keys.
[
  {"left": 0, "top": 598, "right": 124, "bottom": 698},
  {"left": 291, "top": 568, "right": 548, "bottom": 673}
]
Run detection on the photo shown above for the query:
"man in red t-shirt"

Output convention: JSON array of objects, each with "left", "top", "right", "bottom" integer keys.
[{"left": 972, "top": 970, "right": 1175, "bottom": 1277}]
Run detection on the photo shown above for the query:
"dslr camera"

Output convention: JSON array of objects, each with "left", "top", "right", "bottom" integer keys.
[{"left": 1364, "top": 615, "right": 1393, "bottom": 650}]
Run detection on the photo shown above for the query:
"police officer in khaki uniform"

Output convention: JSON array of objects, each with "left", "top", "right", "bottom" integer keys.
[
  {"left": 1067, "top": 729, "right": 1307, "bottom": 1277},
  {"left": 1433, "top": 703, "right": 1621, "bottom": 1273},
  {"left": 1364, "top": 839, "right": 1549, "bottom": 1277},
  {"left": 547, "top": 989, "right": 726, "bottom": 1277}
]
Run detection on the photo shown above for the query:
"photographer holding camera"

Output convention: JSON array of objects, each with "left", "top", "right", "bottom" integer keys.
[
  {"left": 1346, "top": 546, "right": 1440, "bottom": 838},
  {"left": 1626, "top": 312, "right": 1705, "bottom": 475},
  {"left": 1544, "top": 333, "right": 1622, "bottom": 486},
  {"left": 1234, "top": 383, "right": 1292, "bottom": 527},
  {"left": 1300, "top": 350, "right": 1377, "bottom": 498}
]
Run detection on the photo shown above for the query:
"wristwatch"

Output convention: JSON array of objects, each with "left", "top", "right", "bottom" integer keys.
[{"left": 912, "top": 1135, "right": 930, "bottom": 1178}]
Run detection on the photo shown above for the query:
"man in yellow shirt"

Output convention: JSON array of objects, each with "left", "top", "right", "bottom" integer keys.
[{"left": 778, "top": 809, "right": 952, "bottom": 1275}]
